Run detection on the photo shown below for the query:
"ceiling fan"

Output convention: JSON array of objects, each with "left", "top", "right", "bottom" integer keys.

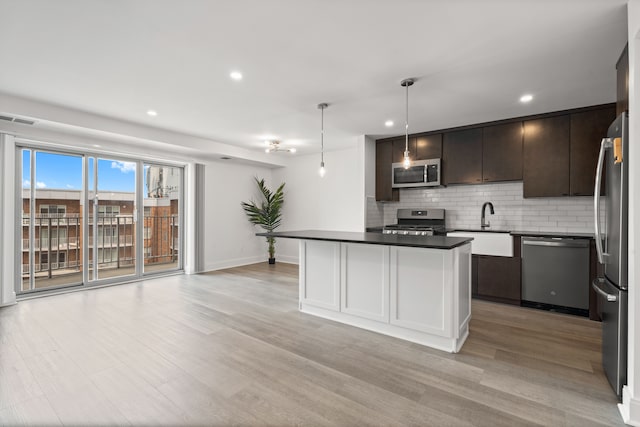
[{"left": 264, "top": 140, "right": 296, "bottom": 154}]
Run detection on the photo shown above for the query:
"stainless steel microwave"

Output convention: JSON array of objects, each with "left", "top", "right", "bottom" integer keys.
[{"left": 391, "top": 158, "right": 441, "bottom": 188}]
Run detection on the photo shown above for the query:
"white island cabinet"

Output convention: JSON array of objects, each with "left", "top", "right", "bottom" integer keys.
[{"left": 261, "top": 230, "right": 473, "bottom": 353}]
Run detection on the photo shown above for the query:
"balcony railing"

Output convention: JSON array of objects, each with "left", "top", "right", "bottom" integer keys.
[
  {"left": 22, "top": 217, "right": 81, "bottom": 226},
  {"left": 22, "top": 213, "right": 180, "bottom": 276},
  {"left": 88, "top": 216, "right": 134, "bottom": 225},
  {"left": 22, "top": 237, "right": 80, "bottom": 251},
  {"left": 169, "top": 237, "right": 179, "bottom": 250},
  {"left": 88, "top": 235, "right": 134, "bottom": 247},
  {"left": 22, "top": 260, "right": 81, "bottom": 274},
  {"left": 22, "top": 214, "right": 135, "bottom": 226},
  {"left": 22, "top": 235, "right": 138, "bottom": 250}
]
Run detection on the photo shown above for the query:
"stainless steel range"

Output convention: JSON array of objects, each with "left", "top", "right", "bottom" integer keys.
[{"left": 383, "top": 209, "right": 446, "bottom": 236}]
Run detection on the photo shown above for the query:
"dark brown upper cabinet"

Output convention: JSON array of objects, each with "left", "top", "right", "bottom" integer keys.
[
  {"left": 443, "top": 128, "right": 483, "bottom": 185},
  {"left": 415, "top": 134, "right": 442, "bottom": 160},
  {"left": 523, "top": 115, "right": 571, "bottom": 197},
  {"left": 375, "top": 103, "right": 615, "bottom": 200},
  {"left": 617, "top": 44, "right": 629, "bottom": 115},
  {"left": 482, "top": 122, "right": 523, "bottom": 182},
  {"left": 375, "top": 140, "right": 399, "bottom": 202},
  {"left": 570, "top": 107, "right": 616, "bottom": 196}
]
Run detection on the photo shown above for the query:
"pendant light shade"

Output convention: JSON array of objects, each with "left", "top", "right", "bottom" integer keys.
[
  {"left": 400, "top": 78, "right": 414, "bottom": 169},
  {"left": 318, "top": 103, "right": 328, "bottom": 177}
]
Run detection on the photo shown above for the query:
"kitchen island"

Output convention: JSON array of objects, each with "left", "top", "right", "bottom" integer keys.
[{"left": 258, "top": 230, "right": 473, "bottom": 353}]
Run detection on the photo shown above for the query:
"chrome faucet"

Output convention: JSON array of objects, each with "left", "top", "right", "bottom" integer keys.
[{"left": 481, "top": 202, "right": 494, "bottom": 230}]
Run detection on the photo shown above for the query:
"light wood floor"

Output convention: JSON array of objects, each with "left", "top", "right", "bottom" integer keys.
[{"left": 0, "top": 262, "right": 624, "bottom": 426}]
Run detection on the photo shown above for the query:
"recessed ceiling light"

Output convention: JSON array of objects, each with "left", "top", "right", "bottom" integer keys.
[
  {"left": 519, "top": 94, "right": 533, "bottom": 103},
  {"left": 93, "top": 144, "right": 101, "bottom": 148},
  {"left": 290, "top": 148, "right": 297, "bottom": 153},
  {"left": 147, "top": 110, "right": 158, "bottom": 116},
  {"left": 385, "top": 120, "right": 394, "bottom": 127},
  {"left": 230, "top": 71, "right": 243, "bottom": 81}
]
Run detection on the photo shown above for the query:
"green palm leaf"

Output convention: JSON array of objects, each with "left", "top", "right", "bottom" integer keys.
[{"left": 241, "top": 177, "right": 285, "bottom": 259}]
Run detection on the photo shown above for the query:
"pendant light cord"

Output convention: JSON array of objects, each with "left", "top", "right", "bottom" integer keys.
[
  {"left": 405, "top": 81, "right": 409, "bottom": 154},
  {"left": 317, "top": 103, "right": 327, "bottom": 177},
  {"left": 321, "top": 105, "right": 324, "bottom": 164}
]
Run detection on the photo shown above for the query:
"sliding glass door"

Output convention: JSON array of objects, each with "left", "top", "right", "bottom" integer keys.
[
  {"left": 88, "top": 157, "right": 137, "bottom": 282},
  {"left": 20, "top": 149, "right": 84, "bottom": 292},
  {"left": 143, "top": 163, "right": 182, "bottom": 274},
  {"left": 17, "top": 145, "right": 184, "bottom": 295}
]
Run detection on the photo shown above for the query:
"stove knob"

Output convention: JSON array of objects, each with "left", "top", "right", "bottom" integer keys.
[
  {"left": 421, "top": 231, "right": 427, "bottom": 236},
  {"left": 403, "top": 231, "right": 409, "bottom": 235},
  {"left": 392, "top": 230, "right": 397, "bottom": 235}
]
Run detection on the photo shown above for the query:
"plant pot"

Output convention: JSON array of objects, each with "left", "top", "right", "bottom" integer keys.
[{"left": 268, "top": 257, "right": 276, "bottom": 265}]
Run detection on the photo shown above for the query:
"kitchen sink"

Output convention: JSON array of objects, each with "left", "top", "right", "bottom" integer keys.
[{"left": 447, "top": 231, "right": 513, "bottom": 257}]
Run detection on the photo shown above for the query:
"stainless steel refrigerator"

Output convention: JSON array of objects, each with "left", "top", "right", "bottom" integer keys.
[{"left": 593, "top": 112, "right": 628, "bottom": 398}]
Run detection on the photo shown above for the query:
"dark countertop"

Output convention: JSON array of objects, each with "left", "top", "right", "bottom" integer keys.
[
  {"left": 445, "top": 228, "right": 593, "bottom": 239},
  {"left": 257, "top": 230, "right": 473, "bottom": 250},
  {"left": 365, "top": 226, "right": 384, "bottom": 233}
]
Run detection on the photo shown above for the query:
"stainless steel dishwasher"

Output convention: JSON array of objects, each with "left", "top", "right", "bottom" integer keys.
[{"left": 521, "top": 236, "right": 590, "bottom": 314}]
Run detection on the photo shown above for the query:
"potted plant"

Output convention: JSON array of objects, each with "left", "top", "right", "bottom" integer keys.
[{"left": 241, "top": 177, "right": 285, "bottom": 264}]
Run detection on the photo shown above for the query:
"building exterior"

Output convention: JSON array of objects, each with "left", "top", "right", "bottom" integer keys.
[{"left": 21, "top": 187, "right": 178, "bottom": 290}]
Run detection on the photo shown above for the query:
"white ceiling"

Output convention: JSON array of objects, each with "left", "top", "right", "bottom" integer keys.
[{"left": 0, "top": 0, "right": 628, "bottom": 156}]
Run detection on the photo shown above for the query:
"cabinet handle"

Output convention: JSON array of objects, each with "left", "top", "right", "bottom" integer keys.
[{"left": 562, "top": 193, "right": 569, "bottom": 196}]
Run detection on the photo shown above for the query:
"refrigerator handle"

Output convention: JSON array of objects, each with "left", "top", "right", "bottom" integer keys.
[
  {"left": 592, "top": 278, "right": 618, "bottom": 302},
  {"left": 594, "top": 138, "right": 612, "bottom": 264}
]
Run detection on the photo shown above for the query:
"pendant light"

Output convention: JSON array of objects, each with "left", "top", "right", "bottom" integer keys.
[
  {"left": 401, "top": 78, "right": 414, "bottom": 169},
  {"left": 317, "top": 103, "right": 328, "bottom": 177}
]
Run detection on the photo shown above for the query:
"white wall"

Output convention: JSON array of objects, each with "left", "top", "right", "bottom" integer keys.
[
  {"left": 202, "top": 159, "right": 276, "bottom": 270},
  {"left": 272, "top": 138, "right": 367, "bottom": 263},
  {"left": 622, "top": 0, "right": 640, "bottom": 424}
]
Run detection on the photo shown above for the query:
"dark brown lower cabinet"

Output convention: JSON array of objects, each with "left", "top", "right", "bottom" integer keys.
[
  {"left": 473, "top": 255, "right": 521, "bottom": 305},
  {"left": 469, "top": 236, "right": 601, "bottom": 320}
]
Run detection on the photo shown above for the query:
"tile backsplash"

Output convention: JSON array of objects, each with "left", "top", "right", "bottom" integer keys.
[{"left": 367, "top": 182, "right": 597, "bottom": 234}]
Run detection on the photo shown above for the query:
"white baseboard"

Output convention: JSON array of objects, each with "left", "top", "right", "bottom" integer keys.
[
  {"left": 204, "top": 256, "right": 265, "bottom": 271},
  {"left": 202, "top": 254, "right": 300, "bottom": 273},
  {"left": 300, "top": 303, "right": 468, "bottom": 353},
  {"left": 203, "top": 255, "right": 299, "bottom": 272},
  {"left": 0, "top": 291, "right": 16, "bottom": 307},
  {"left": 277, "top": 254, "right": 299, "bottom": 264},
  {"left": 620, "top": 386, "right": 640, "bottom": 426}
]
